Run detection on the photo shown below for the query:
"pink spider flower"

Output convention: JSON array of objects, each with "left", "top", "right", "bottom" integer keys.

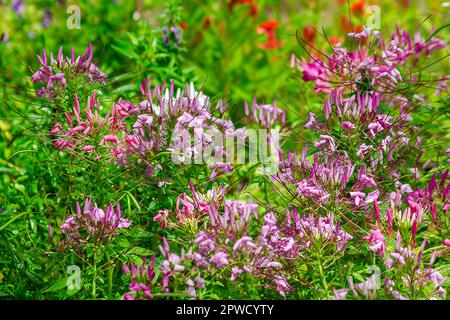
[
  {"left": 122, "top": 256, "right": 156, "bottom": 300},
  {"left": 59, "top": 198, "right": 131, "bottom": 248},
  {"left": 362, "top": 229, "right": 386, "bottom": 257},
  {"left": 154, "top": 209, "right": 171, "bottom": 230},
  {"left": 33, "top": 44, "right": 106, "bottom": 98}
]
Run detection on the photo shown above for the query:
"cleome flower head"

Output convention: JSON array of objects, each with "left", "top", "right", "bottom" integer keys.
[
  {"left": 33, "top": 44, "right": 106, "bottom": 98},
  {"left": 59, "top": 198, "right": 130, "bottom": 249}
]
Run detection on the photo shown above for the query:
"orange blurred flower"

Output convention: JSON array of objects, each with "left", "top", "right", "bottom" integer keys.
[
  {"left": 340, "top": 16, "right": 363, "bottom": 33},
  {"left": 203, "top": 16, "right": 212, "bottom": 28},
  {"left": 329, "top": 36, "right": 344, "bottom": 46},
  {"left": 340, "top": 16, "right": 352, "bottom": 32},
  {"left": 179, "top": 22, "right": 187, "bottom": 30},
  {"left": 257, "top": 20, "right": 283, "bottom": 50},
  {"left": 351, "top": 0, "right": 365, "bottom": 16},
  {"left": 302, "top": 25, "right": 316, "bottom": 43},
  {"left": 354, "top": 24, "right": 363, "bottom": 33},
  {"left": 258, "top": 20, "right": 279, "bottom": 31},
  {"left": 399, "top": 0, "right": 410, "bottom": 7},
  {"left": 249, "top": 2, "right": 258, "bottom": 16}
]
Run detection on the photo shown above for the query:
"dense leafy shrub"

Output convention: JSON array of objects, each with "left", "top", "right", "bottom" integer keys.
[{"left": 0, "top": 0, "right": 448, "bottom": 300}]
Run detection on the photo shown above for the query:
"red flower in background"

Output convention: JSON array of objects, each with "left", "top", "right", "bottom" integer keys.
[
  {"left": 257, "top": 20, "right": 283, "bottom": 50},
  {"left": 203, "top": 16, "right": 212, "bottom": 28},
  {"left": 354, "top": 24, "right": 363, "bottom": 33},
  {"left": 340, "top": 17, "right": 352, "bottom": 32},
  {"left": 302, "top": 25, "right": 316, "bottom": 43},
  {"left": 340, "top": 16, "right": 363, "bottom": 33},
  {"left": 179, "top": 21, "right": 187, "bottom": 30},
  {"left": 258, "top": 20, "right": 279, "bottom": 31},
  {"left": 400, "top": 0, "right": 410, "bottom": 8},
  {"left": 228, "top": 0, "right": 258, "bottom": 17},
  {"left": 351, "top": 0, "right": 365, "bottom": 16},
  {"left": 329, "top": 36, "right": 344, "bottom": 46}
]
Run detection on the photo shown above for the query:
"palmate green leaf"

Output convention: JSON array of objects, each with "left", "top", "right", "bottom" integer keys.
[{"left": 116, "top": 237, "right": 130, "bottom": 249}]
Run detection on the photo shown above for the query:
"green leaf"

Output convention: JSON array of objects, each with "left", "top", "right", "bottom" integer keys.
[
  {"left": 127, "top": 246, "right": 154, "bottom": 257},
  {"left": 426, "top": 23, "right": 450, "bottom": 42},
  {"left": 42, "top": 278, "right": 68, "bottom": 293}
]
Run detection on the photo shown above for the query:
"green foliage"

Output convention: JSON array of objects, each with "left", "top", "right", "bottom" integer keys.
[{"left": 0, "top": 0, "right": 449, "bottom": 300}]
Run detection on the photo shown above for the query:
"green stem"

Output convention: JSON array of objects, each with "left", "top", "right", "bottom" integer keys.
[
  {"left": 0, "top": 212, "right": 30, "bottom": 231},
  {"left": 108, "top": 260, "right": 113, "bottom": 298},
  {"left": 92, "top": 247, "right": 97, "bottom": 298},
  {"left": 314, "top": 246, "right": 330, "bottom": 299}
]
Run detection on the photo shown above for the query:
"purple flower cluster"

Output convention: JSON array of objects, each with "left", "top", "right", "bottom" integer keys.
[
  {"left": 262, "top": 210, "right": 353, "bottom": 253},
  {"left": 122, "top": 256, "right": 157, "bottom": 300},
  {"left": 276, "top": 26, "right": 449, "bottom": 299},
  {"left": 334, "top": 171, "right": 450, "bottom": 300},
  {"left": 149, "top": 182, "right": 354, "bottom": 298},
  {"left": 49, "top": 78, "right": 252, "bottom": 193},
  {"left": 175, "top": 183, "right": 225, "bottom": 225},
  {"left": 362, "top": 229, "right": 386, "bottom": 257},
  {"left": 12, "top": 0, "right": 25, "bottom": 17},
  {"left": 244, "top": 98, "right": 286, "bottom": 129},
  {"left": 59, "top": 198, "right": 130, "bottom": 248},
  {"left": 158, "top": 237, "right": 206, "bottom": 299},
  {"left": 50, "top": 91, "right": 128, "bottom": 161},
  {"left": 292, "top": 26, "right": 446, "bottom": 94},
  {"left": 43, "top": 8, "right": 52, "bottom": 28},
  {"left": 276, "top": 56, "right": 429, "bottom": 223},
  {"left": 115, "top": 79, "right": 243, "bottom": 178},
  {"left": 32, "top": 44, "right": 106, "bottom": 98},
  {"left": 306, "top": 88, "right": 417, "bottom": 166},
  {"left": 384, "top": 234, "right": 448, "bottom": 299},
  {"left": 274, "top": 145, "right": 385, "bottom": 219},
  {"left": 162, "top": 26, "right": 183, "bottom": 47},
  {"left": 338, "top": 234, "right": 447, "bottom": 300},
  {"left": 385, "top": 171, "right": 449, "bottom": 243}
]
